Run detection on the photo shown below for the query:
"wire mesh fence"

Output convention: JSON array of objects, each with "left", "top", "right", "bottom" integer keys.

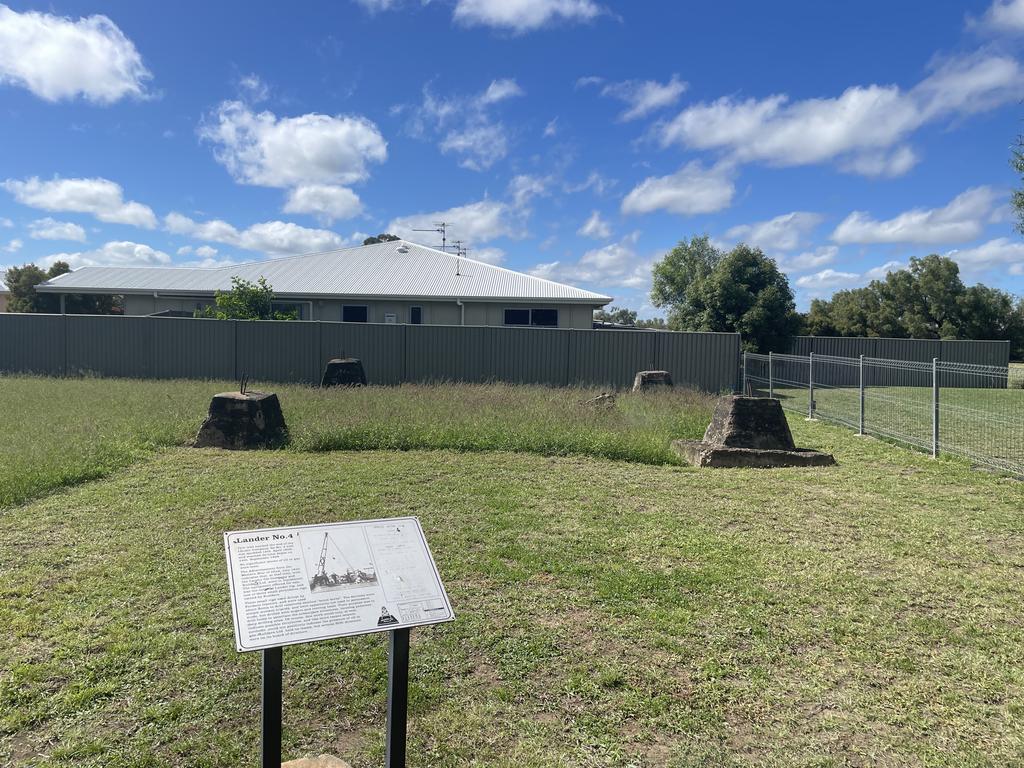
[{"left": 743, "top": 352, "right": 1024, "bottom": 477}]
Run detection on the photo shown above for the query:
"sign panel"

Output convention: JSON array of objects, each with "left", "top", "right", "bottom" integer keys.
[{"left": 224, "top": 517, "right": 454, "bottom": 652}]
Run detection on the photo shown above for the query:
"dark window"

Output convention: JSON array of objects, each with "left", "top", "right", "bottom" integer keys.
[
  {"left": 343, "top": 305, "right": 368, "bottom": 323},
  {"left": 410, "top": 306, "right": 422, "bottom": 325},
  {"left": 531, "top": 308, "right": 558, "bottom": 327},
  {"left": 504, "top": 308, "right": 530, "bottom": 326}
]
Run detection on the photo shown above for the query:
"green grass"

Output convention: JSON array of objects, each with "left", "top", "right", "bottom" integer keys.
[
  {"left": 2, "top": 419, "right": 1024, "bottom": 766},
  {"left": 0, "top": 376, "right": 713, "bottom": 509}
]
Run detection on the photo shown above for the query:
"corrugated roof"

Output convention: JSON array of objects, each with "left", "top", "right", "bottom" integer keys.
[{"left": 37, "top": 239, "right": 612, "bottom": 305}]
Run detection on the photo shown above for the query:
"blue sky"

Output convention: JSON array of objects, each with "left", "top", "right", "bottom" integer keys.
[{"left": 2, "top": 0, "right": 1024, "bottom": 315}]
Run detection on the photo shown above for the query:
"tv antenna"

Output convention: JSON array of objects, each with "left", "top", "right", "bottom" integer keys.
[{"left": 413, "top": 221, "right": 450, "bottom": 254}]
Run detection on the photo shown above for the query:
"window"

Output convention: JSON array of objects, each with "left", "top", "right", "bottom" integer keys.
[
  {"left": 504, "top": 308, "right": 558, "bottom": 327},
  {"left": 504, "top": 308, "right": 530, "bottom": 326},
  {"left": 410, "top": 306, "right": 422, "bottom": 325},
  {"left": 342, "top": 305, "right": 368, "bottom": 323},
  {"left": 530, "top": 308, "right": 558, "bottom": 327}
]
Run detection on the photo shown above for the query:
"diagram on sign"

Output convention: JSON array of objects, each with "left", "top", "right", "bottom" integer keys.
[{"left": 300, "top": 528, "right": 378, "bottom": 593}]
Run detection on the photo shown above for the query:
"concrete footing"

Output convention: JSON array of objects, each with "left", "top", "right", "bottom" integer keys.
[{"left": 193, "top": 391, "right": 288, "bottom": 449}]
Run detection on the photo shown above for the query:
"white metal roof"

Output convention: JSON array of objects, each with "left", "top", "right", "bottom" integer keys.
[{"left": 36, "top": 239, "right": 612, "bottom": 305}]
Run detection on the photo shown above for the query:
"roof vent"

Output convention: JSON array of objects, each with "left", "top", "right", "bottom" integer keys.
[{"left": 396, "top": 244, "right": 409, "bottom": 253}]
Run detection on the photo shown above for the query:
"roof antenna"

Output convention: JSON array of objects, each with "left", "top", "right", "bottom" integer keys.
[{"left": 412, "top": 221, "right": 449, "bottom": 254}]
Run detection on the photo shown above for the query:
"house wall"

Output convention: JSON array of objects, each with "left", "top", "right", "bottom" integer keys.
[
  {"left": 119, "top": 294, "right": 597, "bottom": 328},
  {"left": 0, "top": 293, "right": 8, "bottom": 312}
]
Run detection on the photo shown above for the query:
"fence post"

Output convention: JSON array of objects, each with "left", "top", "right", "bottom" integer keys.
[
  {"left": 858, "top": 354, "right": 865, "bottom": 436},
  {"left": 741, "top": 351, "right": 748, "bottom": 394},
  {"left": 808, "top": 352, "right": 815, "bottom": 419},
  {"left": 932, "top": 357, "right": 939, "bottom": 458},
  {"left": 768, "top": 352, "right": 774, "bottom": 399}
]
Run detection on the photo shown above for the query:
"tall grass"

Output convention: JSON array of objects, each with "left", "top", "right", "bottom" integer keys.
[{"left": 0, "top": 376, "right": 714, "bottom": 508}]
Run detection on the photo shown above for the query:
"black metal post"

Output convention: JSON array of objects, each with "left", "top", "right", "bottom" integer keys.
[
  {"left": 385, "top": 628, "right": 411, "bottom": 768},
  {"left": 261, "top": 646, "right": 283, "bottom": 768}
]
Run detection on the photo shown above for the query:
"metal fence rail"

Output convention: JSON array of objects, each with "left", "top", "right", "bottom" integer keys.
[
  {"left": 744, "top": 351, "right": 1024, "bottom": 477},
  {"left": 0, "top": 313, "right": 742, "bottom": 393}
]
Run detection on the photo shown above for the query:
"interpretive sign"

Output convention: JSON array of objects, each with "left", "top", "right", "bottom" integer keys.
[{"left": 224, "top": 517, "right": 454, "bottom": 652}]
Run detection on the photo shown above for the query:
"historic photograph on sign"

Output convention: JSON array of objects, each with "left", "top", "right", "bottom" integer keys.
[{"left": 298, "top": 527, "right": 378, "bottom": 594}]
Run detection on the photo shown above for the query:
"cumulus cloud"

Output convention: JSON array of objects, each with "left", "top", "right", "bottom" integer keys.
[
  {"left": 38, "top": 240, "right": 170, "bottom": 270},
  {"left": 200, "top": 100, "right": 387, "bottom": 189},
  {"left": 165, "top": 212, "right": 346, "bottom": 255},
  {"left": 577, "top": 210, "right": 612, "bottom": 239},
  {"left": 831, "top": 186, "right": 999, "bottom": 245},
  {"left": 724, "top": 211, "right": 822, "bottom": 252},
  {"left": 452, "top": 0, "right": 603, "bottom": 32},
  {"left": 973, "top": 0, "right": 1024, "bottom": 32},
  {"left": 621, "top": 161, "right": 735, "bottom": 216},
  {"left": 946, "top": 237, "right": 1024, "bottom": 275},
  {"left": 469, "top": 246, "right": 506, "bottom": 265},
  {"left": 778, "top": 245, "right": 838, "bottom": 273},
  {"left": 658, "top": 51, "right": 1024, "bottom": 175},
  {"left": 388, "top": 199, "right": 522, "bottom": 244},
  {"left": 864, "top": 260, "right": 905, "bottom": 281},
  {"left": 2, "top": 238, "right": 22, "bottom": 253},
  {"left": 531, "top": 231, "right": 649, "bottom": 290},
  {"left": 407, "top": 79, "right": 523, "bottom": 171},
  {"left": 283, "top": 184, "right": 363, "bottom": 223},
  {"left": 795, "top": 268, "right": 861, "bottom": 295},
  {"left": 28, "top": 217, "right": 86, "bottom": 242},
  {"left": 0, "top": 5, "right": 151, "bottom": 103},
  {"left": 507, "top": 174, "right": 552, "bottom": 209},
  {"left": 2, "top": 176, "right": 157, "bottom": 228},
  {"left": 600, "top": 75, "right": 688, "bottom": 121}
]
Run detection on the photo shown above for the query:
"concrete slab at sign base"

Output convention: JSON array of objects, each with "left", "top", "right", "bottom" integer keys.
[
  {"left": 282, "top": 756, "right": 352, "bottom": 768},
  {"left": 633, "top": 370, "right": 673, "bottom": 392},
  {"left": 193, "top": 391, "right": 288, "bottom": 449},
  {"left": 674, "top": 395, "right": 836, "bottom": 468},
  {"left": 672, "top": 440, "right": 836, "bottom": 468}
]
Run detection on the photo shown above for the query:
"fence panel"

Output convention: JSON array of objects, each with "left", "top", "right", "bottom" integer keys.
[
  {"left": 151, "top": 317, "right": 236, "bottom": 380},
  {"left": 788, "top": 336, "right": 1010, "bottom": 371},
  {"left": 0, "top": 313, "right": 65, "bottom": 375},
  {"left": 404, "top": 325, "right": 489, "bottom": 383},
  {"left": 67, "top": 315, "right": 154, "bottom": 378},
  {"left": 236, "top": 320, "right": 319, "bottom": 383},
  {"left": 570, "top": 329, "right": 657, "bottom": 388},
  {"left": 658, "top": 332, "right": 740, "bottom": 393},
  {"left": 485, "top": 326, "right": 571, "bottom": 385},
  {"left": 319, "top": 322, "right": 405, "bottom": 385}
]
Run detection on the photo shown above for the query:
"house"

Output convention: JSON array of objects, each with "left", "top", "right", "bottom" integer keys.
[
  {"left": 35, "top": 239, "right": 612, "bottom": 328},
  {"left": 0, "top": 282, "right": 8, "bottom": 313}
]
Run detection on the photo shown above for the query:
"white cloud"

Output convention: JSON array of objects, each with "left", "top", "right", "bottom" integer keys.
[
  {"left": 28, "top": 217, "right": 86, "bottom": 242},
  {"left": 388, "top": 199, "right": 521, "bottom": 244},
  {"left": 0, "top": 217, "right": 12, "bottom": 227},
  {"left": 507, "top": 174, "right": 552, "bottom": 209},
  {"left": 199, "top": 100, "right": 387, "bottom": 189},
  {"left": 543, "top": 117, "right": 559, "bottom": 137},
  {"left": 2, "top": 238, "right": 22, "bottom": 253},
  {"left": 795, "top": 268, "right": 861, "bottom": 294},
  {"left": 531, "top": 231, "right": 648, "bottom": 290},
  {"left": 408, "top": 79, "right": 523, "bottom": 171},
  {"left": 974, "top": 0, "right": 1024, "bottom": 32},
  {"left": 453, "top": 0, "right": 603, "bottom": 32},
  {"left": 0, "top": 6, "right": 150, "bottom": 103},
  {"left": 831, "top": 186, "right": 999, "bottom": 245},
  {"left": 469, "top": 246, "right": 506, "bottom": 265},
  {"left": 165, "top": 212, "right": 346, "bottom": 255},
  {"left": 39, "top": 240, "right": 170, "bottom": 270},
  {"left": 237, "top": 73, "right": 269, "bottom": 102},
  {"left": 839, "top": 146, "right": 919, "bottom": 177},
  {"left": 577, "top": 210, "right": 612, "bottom": 239},
  {"left": 724, "top": 211, "right": 822, "bottom": 252},
  {"left": 778, "top": 245, "right": 838, "bottom": 273},
  {"left": 864, "top": 260, "right": 904, "bottom": 281},
  {"left": 946, "top": 237, "right": 1024, "bottom": 274},
  {"left": 601, "top": 75, "right": 688, "bottom": 121},
  {"left": 621, "top": 161, "right": 735, "bottom": 216},
  {"left": 2, "top": 176, "right": 157, "bottom": 228},
  {"left": 564, "top": 170, "right": 616, "bottom": 196},
  {"left": 283, "top": 184, "right": 363, "bottom": 223},
  {"left": 659, "top": 51, "right": 1024, "bottom": 175}
]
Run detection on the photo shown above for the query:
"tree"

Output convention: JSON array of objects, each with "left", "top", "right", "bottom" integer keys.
[
  {"left": 594, "top": 306, "right": 639, "bottom": 325},
  {"left": 651, "top": 237, "right": 799, "bottom": 352},
  {"left": 3, "top": 261, "right": 117, "bottom": 314},
  {"left": 196, "top": 276, "right": 297, "bottom": 320},
  {"left": 363, "top": 233, "right": 401, "bottom": 245}
]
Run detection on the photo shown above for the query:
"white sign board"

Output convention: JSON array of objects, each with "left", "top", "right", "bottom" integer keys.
[{"left": 224, "top": 517, "right": 454, "bottom": 652}]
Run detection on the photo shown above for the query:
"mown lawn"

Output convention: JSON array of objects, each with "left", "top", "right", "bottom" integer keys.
[
  {"left": 2, "top": 412, "right": 1023, "bottom": 767},
  {"left": 0, "top": 376, "right": 712, "bottom": 509}
]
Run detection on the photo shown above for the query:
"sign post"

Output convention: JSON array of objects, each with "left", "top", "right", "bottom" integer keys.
[{"left": 224, "top": 517, "right": 454, "bottom": 767}]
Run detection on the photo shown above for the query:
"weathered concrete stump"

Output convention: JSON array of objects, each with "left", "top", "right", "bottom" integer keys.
[
  {"left": 633, "top": 370, "right": 673, "bottom": 392},
  {"left": 673, "top": 396, "right": 835, "bottom": 468},
  {"left": 321, "top": 357, "right": 367, "bottom": 387},
  {"left": 193, "top": 391, "right": 288, "bottom": 449}
]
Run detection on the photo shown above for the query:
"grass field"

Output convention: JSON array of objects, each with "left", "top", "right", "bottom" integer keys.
[
  {"left": 0, "top": 376, "right": 712, "bottom": 509},
  {"left": 3, "top": 378, "right": 1024, "bottom": 767}
]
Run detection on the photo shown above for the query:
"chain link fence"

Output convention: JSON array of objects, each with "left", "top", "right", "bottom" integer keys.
[{"left": 743, "top": 352, "right": 1024, "bottom": 477}]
